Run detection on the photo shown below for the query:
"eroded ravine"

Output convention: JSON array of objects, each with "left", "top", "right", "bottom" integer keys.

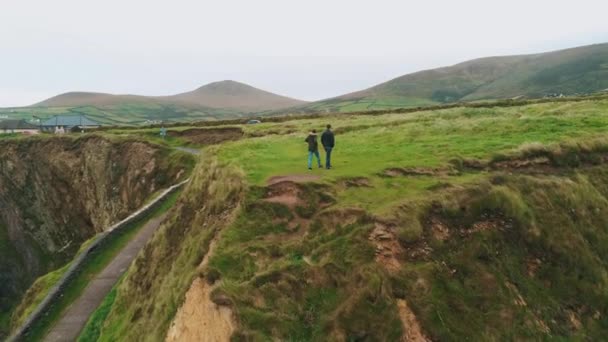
[{"left": 0, "top": 135, "right": 193, "bottom": 339}]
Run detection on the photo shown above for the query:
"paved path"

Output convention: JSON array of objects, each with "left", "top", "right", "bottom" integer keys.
[
  {"left": 174, "top": 146, "right": 201, "bottom": 155},
  {"left": 44, "top": 213, "right": 168, "bottom": 342}
]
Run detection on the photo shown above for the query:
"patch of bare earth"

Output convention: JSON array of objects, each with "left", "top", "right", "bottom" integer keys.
[
  {"left": 339, "top": 176, "right": 372, "bottom": 188},
  {"left": 168, "top": 127, "right": 243, "bottom": 145},
  {"left": 491, "top": 156, "right": 551, "bottom": 170},
  {"left": 166, "top": 225, "right": 236, "bottom": 341},
  {"left": 369, "top": 223, "right": 403, "bottom": 274},
  {"left": 383, "top": 167, "right": 458, "bottom": 177},
  {"left": 165, "top": 278, "right": 235, "bottom": 342},
  {"left": 262, "top": 181, "right": 303, "bottom": 208},
  {"left": 397, "top": 299, "right": 430, "bottom": 342},
  {"left": 267, "top": 174, "right": 320, "bottom": 185},
  {"left": 429, "top": 218, "right": 450, "bottom": 241},
  {"left": 526, "top": 257, "right": 542, "bottom": 277}
]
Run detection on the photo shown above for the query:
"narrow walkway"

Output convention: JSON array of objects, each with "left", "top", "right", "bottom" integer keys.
[
  {"left": 44, "top": 213, "right": 169, "bottom": 342},
  {"left": 174, "top": 146, "right": 201, "bottom": 155}
]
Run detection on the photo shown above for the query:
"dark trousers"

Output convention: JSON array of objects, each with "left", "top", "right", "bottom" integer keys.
[{"left": 324, "top": 147, "right": 332, "bottom": 168}]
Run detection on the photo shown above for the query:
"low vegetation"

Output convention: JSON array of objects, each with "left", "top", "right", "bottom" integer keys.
[{"left": 78, "top": 97, "right": 608, "bottom": 340}]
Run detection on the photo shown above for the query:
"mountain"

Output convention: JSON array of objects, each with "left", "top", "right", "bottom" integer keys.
[
  {"left": 164, "top": 80, "right": 307, "bottom": 111},
  {"left": 34, "top": 80, "right": 306, "bottom": 112},
  {"left": 34, "top": 92, "right": 153, "bottom": 107},
  {"left": 301, "top": 43, "right": 608, "bottom": 113}
]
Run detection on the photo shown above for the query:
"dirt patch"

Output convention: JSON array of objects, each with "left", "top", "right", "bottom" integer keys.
[
  {"left": 526, "top": 257, "right": 542, "bottom": 277},
  {"left": 168, "top": 127, "right": 243, "bottom": 145},
  {"left": 338, "top": 177, "right": 372, "bottom": 188},
  {"left": 166, "top": 218, "right": 236, "bottom": 342},
  {"left": 505, "top": 282, "right": 527, "bottom": 307},
  {"left": 429, "top": 218, "right": 450, "bottom": 241},
  {"left": 397, "top": 299, "right": 430, "bottom": 342},
  {"left": 263, "top": 181, "right": 303, "bottom": 208},
  {"left": 492, "top": 156, "right": 552, "bottom": 170},
  {"left": 369, "top": 223, "right": 404, "bottom": 273},
  {"left": 165, "top": 278, "right": 235, "bottom": 342},
  {"left": 267, "top": 174, "right": 320, "bottom": 185},
  {"left": 567, "top": 310, "right": 582, "bottom": 331},
  {"left": 383, "top": 167, "right": 458, "bottom": 177}
]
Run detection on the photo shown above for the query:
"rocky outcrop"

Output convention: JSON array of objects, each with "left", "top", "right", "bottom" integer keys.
[{"left": 0, "top": 135, "right": 189, "bottom": 337}]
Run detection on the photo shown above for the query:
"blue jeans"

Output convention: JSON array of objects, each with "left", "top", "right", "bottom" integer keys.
[
  {"left": 324, "top": 147, "right": 332, "bottom": 168},
  {"left": 308, "top": 150, "right": 321, "bottom": 168}
]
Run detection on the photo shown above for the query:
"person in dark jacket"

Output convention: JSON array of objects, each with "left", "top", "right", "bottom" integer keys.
[
  {"left": 321, "top": 124, "right": 335, "bottom": 169},
  {"left": 305, "top": 129, "right": 322, "bottom": 170}
]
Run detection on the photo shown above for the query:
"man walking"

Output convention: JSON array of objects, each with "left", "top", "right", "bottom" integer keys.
[
  {"left": 305, "top": 129, "right": 322, "bottom": 170},
  {"left": 321, "top": 124, "right": 335, "bottom": 169}
]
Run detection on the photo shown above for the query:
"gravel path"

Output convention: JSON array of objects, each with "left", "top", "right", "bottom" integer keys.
[{"left": 43, "top": 213, "right": 168, "bottom": 342}]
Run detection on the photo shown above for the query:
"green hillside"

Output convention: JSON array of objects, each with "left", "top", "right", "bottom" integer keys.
[
  {"left": 74, "top": 96, "right": 608, "bottom": 341},
  {"left": 0, "top": 80, "right": 306, "bottom": 125},
  {"left": 298, "top": 43, "right": 608, "bottom": 113},
  {"left": 0, "top": 104, "right": 242, "bottom": 126}
]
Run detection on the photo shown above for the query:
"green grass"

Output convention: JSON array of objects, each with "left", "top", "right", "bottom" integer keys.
[
  {"left": 220, "top": 99, "right": 608, "bottom": 185},
  {"left": 23, "top": 189, "right": 182, "bottom": 341},
  {"left": 77, "top": 281, "right": 119, "bottom": 342},
  {"left": 91, "top": 96, "right": 608, "bottom": 340},
  {"left": 0, "top": 103, "right": 244, "bottom": 127}
]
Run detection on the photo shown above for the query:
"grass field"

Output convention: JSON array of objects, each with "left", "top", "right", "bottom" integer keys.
[
  {"left": 221, "top": 99, "right": 608, "bottom": 184},
  {"left": 0, "top": 103, "right": 243, "bottom": 126},
  {"left": 68, "top": 97, "right": 608, "bottom": 340}
]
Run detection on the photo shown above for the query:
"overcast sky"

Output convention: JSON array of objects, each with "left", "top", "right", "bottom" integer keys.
[{"left": 0, "top": 0, "right": 607, "bottom": 107}]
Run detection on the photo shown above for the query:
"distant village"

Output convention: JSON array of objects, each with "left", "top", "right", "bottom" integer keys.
[{"left": 0, "top": 115, "right": 100, "bottom": 135}]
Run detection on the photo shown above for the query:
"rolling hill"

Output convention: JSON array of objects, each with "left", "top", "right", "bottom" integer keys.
[
  {"left": 21, "top": 80, "right": 307, "bottom": 125},
  {"left": 163, "top": 80, "right": 307, "bottom": 111},
  {"left": 299, "top": 43, "right": 608, "bottom": 113}
]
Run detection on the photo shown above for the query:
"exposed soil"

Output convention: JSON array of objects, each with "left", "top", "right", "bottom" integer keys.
[
  {"left": 369, "top": 223, "right": 403, "bottom": 274},
  {"left": 338, "top": 177, "right": 372, "bottom": 188},
  {"left": 165, "top": 278, "right": 235, "bottom": 342},
  {"left": 492, "top": 156, "right": 552, "bottom": 170},
  {"left": 397, "top": 299, "right": 430, "bottom": 342},
  {"left": 505, "top": 282, "right": 527, "bottom": 307},
  {"left": 429, "top": 218, "right": 450, "bottom": 241},
  {"left": 262, "top": 181, "right": 303, "bottom": 208},
  {"left": 383, "top": 167, "right": 458, "bottom": 177},
  {"left": 166, "top": 219, "right": 236, "bottom": 342},
  {"left": 526, "top": 257, "right": 542, "bottom": 277},
  {"left": 267, "top": 174, "right": 320, "bottom": 185},
  {"left": 168, "top": 127, "right": 243, "bottom": 145},
  {"left": 463, "top": 152, "right": 608, "bottom": 174}
]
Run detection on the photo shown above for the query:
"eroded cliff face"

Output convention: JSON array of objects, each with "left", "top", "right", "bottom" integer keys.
[{"left": 0, "top": 135, "right": 190, "bottom": 331}]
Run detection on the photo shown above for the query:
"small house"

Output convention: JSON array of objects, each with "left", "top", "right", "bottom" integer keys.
[
  {"left": 40, "top": 115, "right": 100, "bottom": 132},
  {"left": 0, "top": 119, "right": 39, "bottom": 135}
]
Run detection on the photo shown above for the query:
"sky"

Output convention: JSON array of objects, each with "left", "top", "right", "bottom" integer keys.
[{"left": 0, "top": 0, "right": 607, "bottom": 107}]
